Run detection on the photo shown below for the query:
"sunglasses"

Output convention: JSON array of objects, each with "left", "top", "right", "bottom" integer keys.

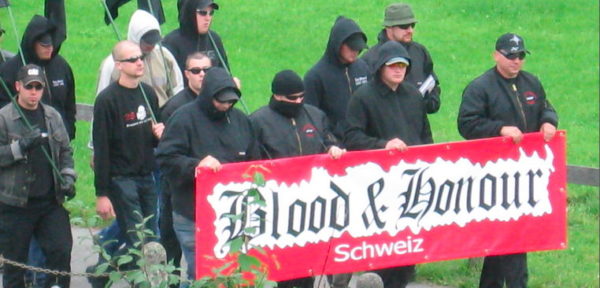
[
  {"left": 117, "top": 54, "right": 145, "bottom": 63},
  {"left": 187, "top": 67, "right": 211, "bottom": 74},
  {"left": 24, "top": 83, "right": 44, "bottom": 91},
  {"left": 196, "top": 9, "right": 215, "bottom": 16},
  {"left": 386, "top": 62, "right": 408, "bottom": 69},
  {"left": 215, "top": 99, "right": 237, "bottom": 105},
  {"left": 395, "top": 23, "right": 416, "bottom": 30},
  {"left": 504, "top": 52, "right": 526, "bottom": 60},
  {"left": 283, "top": 94, "right": 305, "bottom": 101}
]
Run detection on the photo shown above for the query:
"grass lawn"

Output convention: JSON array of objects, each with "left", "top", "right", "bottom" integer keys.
[{"left": 0, "top": 0, "right": 598, "bottom": 287}]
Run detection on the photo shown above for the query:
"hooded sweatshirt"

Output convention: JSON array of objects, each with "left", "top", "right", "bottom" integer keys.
[
  {"left": 304, "top": 16, "right": 371, "bottom": 139},
  {"left": 156, "top": 67, "right": 260, "bottom": 220},
  {"left": 0, "top": 15, "right": 76, "bottom": 140},
  {"left": 163, "top": 0, "right": 229, "bottom": 77},
  {"left": 345, "top": 41, "right": 433, "bottom": 150},
  {"left": 361, "top": 29, "right": 441, "bottom": 113},
  {"left": 96, "top": 10, "right": 184, "bottom": 107}
]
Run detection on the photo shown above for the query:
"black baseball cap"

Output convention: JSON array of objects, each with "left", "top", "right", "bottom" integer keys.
[
  {"left": 197, "top": 0, "right": 219, "bottom": 10},
  {"left": 17, "top": 64, "right": 46, "bottom": 86},
  {"left": 36, "top": 33, "right": 53, "bottom": 46},
  {"left": 215, "top": 88, "right": 239, "bottom": 102},
  {"left": 496, "top": 33, "right": 530, "bottom": 56},
  {"left": 344, "top": 33, "right": 367, "bottom": 51}
]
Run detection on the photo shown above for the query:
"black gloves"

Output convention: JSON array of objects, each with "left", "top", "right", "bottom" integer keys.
[
  {"left": 60, "top": 174, "right": 76, "bottom": 200},
  {"left": 18, "top": 128, "right": 47, "bottom": 152}
]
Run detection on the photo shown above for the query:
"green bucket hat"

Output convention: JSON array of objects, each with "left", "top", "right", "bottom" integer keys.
[{"left": 383, "top": 3, "right": 417, "bottom": 27}]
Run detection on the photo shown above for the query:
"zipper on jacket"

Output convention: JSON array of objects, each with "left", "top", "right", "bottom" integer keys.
[
  {"left": 42, "top": 67, "right": 53, "bottom": 104},
  {"left": 345, "top": 67, "right": 353, "bottom": 95},
  {"left": 291, "top": 118, "right": 303, "bottom": 155},
  {"left": 512, "top": 84, "right": 527, "bottom": 129}
]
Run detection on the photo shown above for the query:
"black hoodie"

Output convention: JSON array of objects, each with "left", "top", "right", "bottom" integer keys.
[
  {"left": 361, "top": 29, "right": 441, "bottom": 114},
  {"left": 156, "top": 67, "right": 260, "bottom": 220},
  {"left": 0, "top": 15, "right": 76, "bottom": 140},
  {"left": 163, "top": 0, "right": 228, "bottom": 77},
  {"left": 303, "top": 16, "right": 370, "bottom": 139},
  {"left": 345, "top": 41, "right": 433, "bottom": 150}
]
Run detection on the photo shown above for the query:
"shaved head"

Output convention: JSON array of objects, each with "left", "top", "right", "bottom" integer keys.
[{"left": 112, "top": 40, "right": 140, "bottom": 61}]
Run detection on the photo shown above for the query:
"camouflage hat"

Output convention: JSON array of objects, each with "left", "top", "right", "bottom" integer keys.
[{"left": 383, "top": 3, "right": 417, "bottom": 27}]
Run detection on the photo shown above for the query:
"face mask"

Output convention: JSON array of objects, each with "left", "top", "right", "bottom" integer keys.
[
  {"left": 199, "top": 93, "right": 230, "bottom": 121},
  {"left": 269, "top": 97, "right": 302, "bottom": 118},
  {"left": 207, "top": 106, "right": 228, "bottom": 120}
]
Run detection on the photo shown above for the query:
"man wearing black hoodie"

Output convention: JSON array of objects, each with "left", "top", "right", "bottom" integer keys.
[
  {"left": 0, "top": 15, "right": 76, "bottom": 140},
  {"left": 156, "top": 67, "right": 260, "bottom": 283},
  {"left": 345, "top": 40, "right": 432, "bottom": 288},
  {"left": 163, "top": 0, "right": 228, "bottom": 77},
  {"left": 304, "top": 16, "right": 370, "bottom": 139}
]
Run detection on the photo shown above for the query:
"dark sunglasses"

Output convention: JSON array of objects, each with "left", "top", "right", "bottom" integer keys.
[
  {"left": 117, "top": 54, "right": 145, "bottom": 63},
  {"left": 215, "top": 99, "right": 237, "bottom": 105},
  {"left": 24, "top": 83, "right": 44, "bottom": 91},
  {"left": 196, "top": 9, "right": 215, "bottom": 16},
  {"left": 504, "top": 52, "right": 526, "bottom": 60},
  {"left": 283, "top": 94, "right": 305, "bottom": 101},
  {"left": 395, "top": 23, "right": 416, "bottom": 30},
  {"left": 187, "top": 67, "right": 211, "bottom": 74}
]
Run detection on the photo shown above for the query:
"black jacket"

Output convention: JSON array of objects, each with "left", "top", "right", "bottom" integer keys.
[
  {"left": 250, "top": 100, "right": 338, "bottom": 159},
  {"left": 303, "top": 16, "right": 370, "bottom": 138},
  {"left": 458, "top": 67, "right": 558, "bottom": 140},
  {"left": 163, "top": 0, "right": 229, "bottom": 77},
  {"left": 0, "top": 15, "right": 76, "bottom": 140},
  {"left": 156, "top": 68, "right": 260, "bottom": 221},
  {"left": 361, "top": 30, "right": 441, "bottom": 114},
  {"left": 159, "top": 87, "right": 198, "bottom": 122},
  {"left": 92, "top": 82, "right": 159, "bottom": 196},
  {"left": 345, "top": 41, "right": 433, "bottom": 150}
]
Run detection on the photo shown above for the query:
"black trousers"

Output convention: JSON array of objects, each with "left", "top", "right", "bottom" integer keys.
[
  {"left": 0, "top": 199, "right": 72, "bottom": 288},
  {"left": 479, "top": 253, "right": 528, "bottom": 288},
  {"left": 374, "top": 265, "right": 415, "bottom": 288},
  {"left": 278, "top": 277, "right": 313, "bottom": 288}
]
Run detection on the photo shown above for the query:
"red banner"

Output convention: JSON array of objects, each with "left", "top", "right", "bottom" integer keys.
[{"left": 195, "top": 132, "right": 567, "bottom": 281}]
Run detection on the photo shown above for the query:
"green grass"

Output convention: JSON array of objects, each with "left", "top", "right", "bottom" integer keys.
[{"left": 0, "top": 0, "right": 598, "bottom": 287}]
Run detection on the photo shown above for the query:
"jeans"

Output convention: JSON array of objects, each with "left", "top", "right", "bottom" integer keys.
[
  {"left": 153, "top": 168, "right": 162, "bottom": 238},
  {"left": 479, "top": 253, "right": 528, "bottom": 288},
  {"left": 107, "top": 175, "right": 158, "bottom": 252},
  {"left": 159, "top": 187, "right": 182, "bottom": 287},
  {"left": 97, "top": 220, "right": 127, "bottom": 260},
  {"left": 173, "top": 212, "right": 195, "bottom": 287},
  {"left": 25, "top": 238, "right": 47, "bottom": 288},
  {"left": 0, "top": 199, "right": 72, "bottom": 288}
]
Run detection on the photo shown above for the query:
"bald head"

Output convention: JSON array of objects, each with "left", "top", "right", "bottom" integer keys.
[{"left": 112, "top": 40, "right": 141, "bottom": 62}]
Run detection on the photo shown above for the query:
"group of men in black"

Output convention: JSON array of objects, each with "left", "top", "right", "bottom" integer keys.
[{"left": 0, "top": 0, "right": 558, "bottom": 288}]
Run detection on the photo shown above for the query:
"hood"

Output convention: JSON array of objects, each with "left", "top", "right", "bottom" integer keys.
[
  {"left": 197, "top": 67, "right": 241, "bottom": 101},
  {"left": 377, "top": 29, "right": 390, "bottom": 45},
  {"left": 179, "top": 0, "right": 209, "bottom": 36},
  {"left": 323, "top": 16, "right": 367, "bottom": 66},
  {"left": 20, "top": 15, "right": 63, "bottom": 63},
  {"left": 373, "top": 40, "right": 412, "bottom": 75},
  {"left": 128, "top": 10, "right": 161, "bottom": 44}
]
